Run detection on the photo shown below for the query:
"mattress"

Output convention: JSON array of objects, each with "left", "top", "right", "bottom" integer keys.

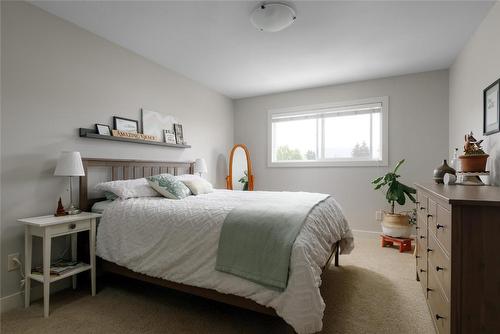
[{"left": 96, "top": 189, "right": 353, "bottom": 334}]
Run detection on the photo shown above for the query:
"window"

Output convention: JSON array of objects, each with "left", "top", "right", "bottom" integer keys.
[{"left": 268, "top": 97, "right": 388, "bottom": 167}]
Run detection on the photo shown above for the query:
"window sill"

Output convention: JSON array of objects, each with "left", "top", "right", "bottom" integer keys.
[{"left": 268, "top": 160, "right": 388, "bottom": 168}]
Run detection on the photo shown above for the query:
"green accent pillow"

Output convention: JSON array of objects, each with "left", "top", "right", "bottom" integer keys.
[
  {"left": 104, "top": 191, "right": 119, "bottom": 201},
  {"left": 146, "top": 174, "right": 191, "bottom": 199}
]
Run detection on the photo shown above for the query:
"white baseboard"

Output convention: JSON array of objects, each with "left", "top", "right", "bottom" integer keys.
[
  {"left": 1, "top": 279, "right": 71, "bottom": 314},
  {"left": 351, "top": 229, "right": 381, "bottom": 239}
]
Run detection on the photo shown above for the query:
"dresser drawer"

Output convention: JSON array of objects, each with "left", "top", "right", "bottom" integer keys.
[
  {"left": 428, "top": 271, "right": 451, "bottom": 334},
  {"left": 48, "top": 219, "right": 91, "bottom": 236},
  {"left": 416, "top": 239, "right": 428, "bottom": 296},
  {"left": 417, "top": 191, "right": 428, "bottom": 219},
  {"left": 416, "top": 210, "right": 427, "bottom": 239},
  {"left": 428, "top": 234, "right": 451, "bottom": 301},
  {"left": 429, "top": 204, "right": 451, "bottom": 255}
]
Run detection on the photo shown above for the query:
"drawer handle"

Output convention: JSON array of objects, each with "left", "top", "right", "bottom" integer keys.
[
  {"left": 415, "top": 226, "right": 419, "bottom": 230},
  {"left": 427, "top": 214, "right": 433, "bottom": 218},
  {"left": 415, "top": 255, "right": 420, "bottom": 259},
  {"left": 420, "top": 207, "right": 426, "bottom": 211},
  {"left": 427, "top": 288, "right": 433, "bottom": 292},
  {"left": 415, "top": 201, "right": 420, "bottom": 205},
  {"left": 435, "top": 266, "right": 444, "bottom": 272},
  {"left": 427, "top": 248, "right": 433, "bottom": 253},
  {"left": 435, "top": 314, "right": 445, "bottom": 320},
  {"left": 420, "top": 269, "right": 426, "bottom": 273},
  {"left": 436, "top": 224, "right": 444, "bottom": 229},
  {"left": 419, "top": 235, "right": 425, "bottom": 239},
  {"left": 69, "top": 223, "right": 76, "bottom": 229}
]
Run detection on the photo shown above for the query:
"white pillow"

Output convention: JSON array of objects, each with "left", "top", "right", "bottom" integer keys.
[
  {"left": 95, "top": 178, "right": 160, "bottom": 199},
  {"left": 176, "top": 174, "right": 214, "bottom": 195}
]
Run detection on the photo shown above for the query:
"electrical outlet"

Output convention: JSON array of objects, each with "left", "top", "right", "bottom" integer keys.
[
  {"left": 375, "top": 210, "right": 383, "bottom": 221},
  {"left": 7, "top": 253, "right": 20, "bottom": 272}
]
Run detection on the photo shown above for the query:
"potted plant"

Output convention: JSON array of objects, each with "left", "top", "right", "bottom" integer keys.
[
  {"left": 372, "top": 159, "right": 417, "bottom": 238},
  {"left": 239, "top": 170, "right": 249, "bottom": 191},
  {"left": 459, "top": 132, "right": 489, "bottom": 172}
]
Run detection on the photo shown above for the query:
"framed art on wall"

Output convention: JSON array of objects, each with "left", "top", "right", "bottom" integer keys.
[
  {"left": 113, "top": 116, "right": 139, "bottom": 134},
  {"left": 484, "top": 79, "right": 500, "bottom": 135},
  {"left": 174, "top": 123, "right": 184, "bottom": 144},
  {"left": 141, "top": 109, "right": 177, "bottom": 142}
]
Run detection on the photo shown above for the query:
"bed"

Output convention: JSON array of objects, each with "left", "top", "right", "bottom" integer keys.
[{"left": 79, "top": 158, "right": 353, "bottom": 334}]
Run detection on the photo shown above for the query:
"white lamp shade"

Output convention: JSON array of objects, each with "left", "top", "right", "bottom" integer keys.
[
  {"left": 54, "top": 151, "right": 85, "bottom": 176},
  {"left": 194, "top": 158, "right": 208, "bottom": 174}
]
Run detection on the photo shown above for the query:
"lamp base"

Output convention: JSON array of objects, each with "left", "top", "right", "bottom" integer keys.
[{"left": 66, "top": 203, "right": 81, "bottom": 215}]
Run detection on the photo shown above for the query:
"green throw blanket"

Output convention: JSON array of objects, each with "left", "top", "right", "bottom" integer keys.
[{"left": 215, "top": 192, "right": 329, "bottom": 291}]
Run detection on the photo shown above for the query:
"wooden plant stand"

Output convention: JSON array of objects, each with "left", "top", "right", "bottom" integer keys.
[{"left": 381, "top": 235, "right": 412, "bottom": 253}]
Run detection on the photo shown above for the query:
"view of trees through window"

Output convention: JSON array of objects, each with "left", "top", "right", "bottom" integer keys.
[{"left": 271, "top": 101, "right": 383, "bottom": 164}]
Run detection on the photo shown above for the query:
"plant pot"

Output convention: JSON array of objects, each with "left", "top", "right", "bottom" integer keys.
[
  {"left": 458, "top": 154, "right": 489, "bottom": 172},
  {"left": 381, "top": 213, "right": 411, "bottom": 238}
]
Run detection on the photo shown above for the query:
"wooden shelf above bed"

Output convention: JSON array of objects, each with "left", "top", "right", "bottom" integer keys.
[{"left": 79, "top": 128, "right": 191, "bottom": 148}]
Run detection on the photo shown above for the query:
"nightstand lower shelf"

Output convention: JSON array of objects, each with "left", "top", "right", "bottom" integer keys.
[{"left": 29, "top": 264, "right": 91, "bottom": 283}]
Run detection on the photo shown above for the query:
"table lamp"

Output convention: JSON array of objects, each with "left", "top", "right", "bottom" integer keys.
[
  {"left": 194, "top": 158, "right": 207, "bottom": 177},
  {"left": 54, "top": 151, "right": 85, "bottom": 215}
]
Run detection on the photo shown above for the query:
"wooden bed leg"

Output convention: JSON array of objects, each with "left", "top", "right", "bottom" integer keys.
[{"left": 334, "top": 242, "right": 340, "bottom": 267}]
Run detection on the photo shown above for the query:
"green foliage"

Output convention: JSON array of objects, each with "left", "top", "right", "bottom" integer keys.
[
  {"left": 238, "top": 170, "right": 249, "bottom": 191},
  {"left": 276, "top": 145, "right": 303, "bottom": 161},
  {"left": 372, "top": 159, "right": 416, "bottom": 214},
  {"left": 305, "top": 150, "right": 316, "bottom": 160},
  {"left": 352, "top": 141, "right": 370, "bottom": 157}
]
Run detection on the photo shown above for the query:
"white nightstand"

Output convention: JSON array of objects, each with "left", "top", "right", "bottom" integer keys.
[{"left": 18, "top": 212, "right": 102, "bottom": 317}]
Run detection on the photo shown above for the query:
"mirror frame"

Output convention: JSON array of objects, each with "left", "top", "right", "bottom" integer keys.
[{"left": 226, "top": 144, "right": 254, "bottom": 191}]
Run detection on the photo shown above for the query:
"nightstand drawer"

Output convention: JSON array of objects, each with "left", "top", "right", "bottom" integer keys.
[{"left": 48, "top": 219, "right": 90, "bottom": 236}]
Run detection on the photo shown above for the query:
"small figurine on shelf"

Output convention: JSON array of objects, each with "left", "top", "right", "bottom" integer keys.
[{"left": 54, "top": 197, "right": 67, "bottom": 217}]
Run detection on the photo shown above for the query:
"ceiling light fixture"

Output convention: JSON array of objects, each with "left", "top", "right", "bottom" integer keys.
[{"left": 250, "top": 2, "right": 296, "bottom": 32}]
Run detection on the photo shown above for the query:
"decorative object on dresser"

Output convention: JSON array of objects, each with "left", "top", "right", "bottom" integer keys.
[
  {"left": 483, "top": 78, "right": 499, "bottom": 135},
  {"left": 372, "top": 159, "right": 416, "bottom": 238},
  {"left": 18, "top": 212, "right": 101, "bottom": 318},
  {"left": 193, "top": 158, "right": 207, "bottom": 177},
  {"left": 226, "top": 144, "right": 254, "bottom": 191},
  {"left": 54, "top": 151, "right": 85, "bottom": 215},
  {"left": 433, "top": 160, "right": 456, "bottom": 184},
  {"left": 141, "top": 109, "right": 177, "bottom": 142},
  {"left": 459, "top": 132, "right": 488, "bottom": 172},
  {"left": 415, "top": 183, "right": 500, "bottom": 334},
  {"left": 113, "top": 116, "right": 139, "bottom": 133},
  {"left": 95, "top": 123, "right": 111, "bottom": 135}
]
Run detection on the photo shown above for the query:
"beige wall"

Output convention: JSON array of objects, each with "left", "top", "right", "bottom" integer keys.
[
  {"left": 1, "top": 2, "right": 233, "bottom": 299},
  {"left": 234, "top": 70, "right": 449, "bottom": 234},
  {"left": 449, "top": 2, "right": 500, "bottom": 185}
]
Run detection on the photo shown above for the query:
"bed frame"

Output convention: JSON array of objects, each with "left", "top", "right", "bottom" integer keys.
[{"left": 79, "top": 158, "right": 340, "bottom": 317}]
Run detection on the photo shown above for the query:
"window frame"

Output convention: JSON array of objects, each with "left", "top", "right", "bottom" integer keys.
[{"left": 267, "top": 96, "right": 389, "bottom": 167}]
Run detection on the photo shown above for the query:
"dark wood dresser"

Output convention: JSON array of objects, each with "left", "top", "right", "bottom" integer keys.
[{"left": 414, "top": 183, "right": 500, "bottom": 334}]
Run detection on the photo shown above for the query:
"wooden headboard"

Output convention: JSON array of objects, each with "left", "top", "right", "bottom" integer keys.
[{"left": 79, "top": 158, "right": 194, "bottom": 211}]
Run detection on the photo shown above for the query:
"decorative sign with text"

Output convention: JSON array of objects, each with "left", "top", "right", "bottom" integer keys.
[{"left": 112, "top": 130, "right": 158, "bottom": 142}]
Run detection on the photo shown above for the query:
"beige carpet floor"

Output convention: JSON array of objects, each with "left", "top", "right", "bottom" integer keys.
[{"left": 1, "top": 238, "right": 435, "bottom": 334}]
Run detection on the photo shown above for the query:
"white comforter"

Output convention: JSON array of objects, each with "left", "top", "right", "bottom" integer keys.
[{"left": 96, "top": 190, "right": 353, "bottom": 333}]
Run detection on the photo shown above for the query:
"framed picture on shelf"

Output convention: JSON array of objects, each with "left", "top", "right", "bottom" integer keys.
[
  {"left": 163, "top": 129, "right": 177, "bottom": 144},
  {"left": 484, "top": 79, "right": 500, "bottom": 135},
  {"left": 174, "top": 123, "right": 184, "bottom": 144},
  {"left": 113, "top": 116, "right": 139, "bottom": 134},
  {"left": 141, "top": 109, "right": 177, "bottom": 142},
  {"left": 95, "top": 123, "right": 111, "bottom": 136}
]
